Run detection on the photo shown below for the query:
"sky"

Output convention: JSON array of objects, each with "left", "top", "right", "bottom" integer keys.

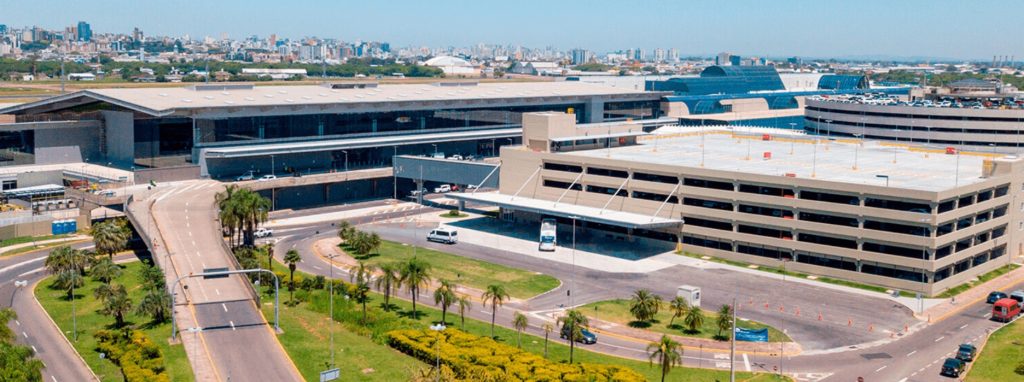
[{"left": 1, "top": 0, "right": 1021, "bottom": 60}]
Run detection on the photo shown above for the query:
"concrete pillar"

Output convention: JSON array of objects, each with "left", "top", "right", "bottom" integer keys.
[
  {"left": 415, "top": 180, "right": 424, "bottom": 204},
  {"left": 372, "top": 119, "right": 378, "bottom": 133},
  {"left": 457, "top": 200, "right": 465, "bottom": 212},
  {"left": 585, "top": 99, "right": 605, "bottom": 123},
  {"left": 855, "top": 260, "right": 863, "bottom": 272}
]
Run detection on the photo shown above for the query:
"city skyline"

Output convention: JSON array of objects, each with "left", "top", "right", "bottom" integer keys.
[{"left": 2, "top": 0, "right": 1022, "bottom": 60}]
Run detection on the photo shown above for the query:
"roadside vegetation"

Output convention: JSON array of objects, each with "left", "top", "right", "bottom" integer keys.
[
  {"left": 966, "top": 317, "right": 1024, "bottom": 381},
  {"left": 0, "top": 308, "right": 44, "bottom": 380},
  {"left": 216, "top": 185, "right": 271, "bottom": 247},
  {"left": 0, "top": 233, "right": 73, "bottom": 247},
  {"left": 936, "top": 264, "right": 1020, "bottom": 298}
]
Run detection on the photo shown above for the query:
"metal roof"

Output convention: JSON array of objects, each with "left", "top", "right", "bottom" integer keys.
[{"left": 446, "top": 192, "right": 684, "bottom": 229}]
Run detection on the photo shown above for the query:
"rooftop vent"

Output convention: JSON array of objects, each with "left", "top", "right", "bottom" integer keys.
[
  {"left": 321, "top": 82, "right": 379, "bottom": 89},
  {"left": 433, "top": 81, "right": 479, "bottom": 87},
  {"left": 190, "top": 84, "right": 254, "bottom": 92}
]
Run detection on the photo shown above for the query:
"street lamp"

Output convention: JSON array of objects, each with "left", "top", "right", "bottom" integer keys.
[
  {"left": 825, "top": 119, "right": 832, "bottom": 140},
  {"left": 341, "top": 150, "right": 349, "bottom": 172},
  {"left": 328, "top": 253, "right": 337, "bottom": 368},
  {"left": 270, "top": 154, "right": 275, "bottom": 176},
  {"left": 429, "top": 323, "right": 446, "bottom": 382},
  {"left": 431, "top": 144, "right": 438, "bottom": 157},
  {"left": 852, "top": 133, "right": 862, "bottom": 170},
  {"left": 569, "top": 215, "right": 579, "bottom": 307}
]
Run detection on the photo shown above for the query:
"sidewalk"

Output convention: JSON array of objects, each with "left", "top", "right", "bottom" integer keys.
[
  {"left": 919, "top": 263, "right": 1024, "bottom": 323},
  {"left": 0, "top": 235, "right": 91, "bottom": 255},
  {"left": 583, "top": 315, "right": 802, "bottom": 356}
]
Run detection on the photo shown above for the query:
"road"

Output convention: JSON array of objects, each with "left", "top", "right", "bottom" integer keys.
[
  {"left": 268, "top": 199, "right": 1020, "bottom": 382},
  {"left": 135, "top": 180, "right": 301, "bottom": 382}
]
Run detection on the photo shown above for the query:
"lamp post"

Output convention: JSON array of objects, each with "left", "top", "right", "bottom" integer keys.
[
  {"left": 812, "top": 139, "right": 818, "bottom": 178},
  {"left": 429, "top": 323, "right": 446, "bottom": 382},
  {"left": 328, "top": 253, "right": 336, "bottom": 368},
  {"left": 342, "top": 150, "right": 349, "bottom": 172},
  {"left": 270, "top": 154, "right": 275, "bottom": 176},
  {"left": 852, "top": 133, "right": 862, "bottom": 170},
  {"left": 569, "top": 215, "right": 579, "bottom": 307},
  {"left": 825, "top": 119, "right": 832, "bottom": 140},
  {"left": 431, "top": 144, "right": 438, "bottom": 157}
]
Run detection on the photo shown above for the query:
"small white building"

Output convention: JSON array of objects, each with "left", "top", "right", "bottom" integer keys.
[
  {"left": 68, "top": 73, "right": 96, "bottom": 81},
  {"left": 423, "top": 56, "right": 478, "bottom": 76},
  {"left": 509, "top": 61, "right": 560, "bottom": 76},
  {"left": 240, "top": 68, "right": 308, "bottom": 80}
]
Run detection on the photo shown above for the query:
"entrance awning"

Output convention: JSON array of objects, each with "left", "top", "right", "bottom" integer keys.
[{"left": 446, "top": 192, "right": 683, "bottom": 229}]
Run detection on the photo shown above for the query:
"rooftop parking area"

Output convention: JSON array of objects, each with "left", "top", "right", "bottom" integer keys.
[
  {"left": 564, "top": 126, "right": 992, "bottom": 192},
  {"left": 809, "top": 93, "right": 1024, "bottom": 110}
]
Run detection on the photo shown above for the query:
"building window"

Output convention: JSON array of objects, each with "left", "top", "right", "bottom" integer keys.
[
  {"left": 937, "top": 222, "right": 954, "bottom": 236},
  {"left": 682, "top": 235, "right": 733, "bottom": 251},
  {"left": 798, "top": 232, "right": 857, "bottom": 249},
  {"left": 739, "top": 204, "right": 794, "bottom": 219},
  {"left": 585, "top": 185, "right": 627, "bottom": 197},
  {"left": 683, "top": 197, "right": 733, "bottom": 211},
  {"left": 543, "top": 162, "right": 583, "bottom": 173},
  {"left": 863, "top": 220, "right": 930, "bottom": 236},
  {"left": 633, "top": 172, "right": 678, "bottom": 184},
  {"left": 796, "top": 253, "right": 857, "bottom": 271},
  {"left": 683, "top": 177, "right": 733, "bottom": 191},
  {"left": 938, "top": 199, "right": 956, "bottom": 213},
  {"left": 543, "top": 179, "right": 581, "bottom": 191},
  {"left": 864, "top": 197, "right": 931, "bottom": 213},
  {"left": 738, "top": 225, "right": 791, "bottom": 239},
  {"left": 738, "top": 184, "right": 795, "bottom": 198},
  {"left": 977, "top": 189, "right": 993, "bottom": 203},
  {"left": 994, "top": 184, "right": 1009, "bottom": 197},
  {"left": 799, "top": 211, "right": 859, "bottom": 227},
  {"left": 800, "top": 190, "right": 859, "bottom": 205},
  {"left": 862, "top": 242, "right": 927, "bottom": 260},
  {"left": 958, "top": 195, "right": 974, "bottom": 208},
  {"left": 587, "top": 167, "right": 629, "bottom": 178},
  {"left": 685, "top": 216, "right": 732, "bottom": 231},
  {"left": 737, "top": 244, "right": 792, "bottom": 260},
  {"left": 861, "top": 263, "right": 925, "bottom": 283},
  {"left": 633, "top": 190, "right": 678, "bottom": 203},
  {"left": 935, "top": 245, "right": 952, "bottom": 260}
]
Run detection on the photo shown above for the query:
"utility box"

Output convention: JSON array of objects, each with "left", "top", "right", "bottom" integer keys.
[{"left": 676, "top": 285, "right": 701, "bottom": 309}]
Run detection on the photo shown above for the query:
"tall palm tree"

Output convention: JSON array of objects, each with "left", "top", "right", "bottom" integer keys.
[
  {"left": 92, "top": 283, "right": 118, "bottom": 303},
  {"left": 456, "top": 294, "right": 471, "bottom": 330},
  {"left": 557, "top": 309, "right": 589, "bottom": 364},
  {"left": 716, "top": 304, "right": 733, "bottom": 340},
  {"left": 337, "top": 220, "right": 355, "bottom": 243},
  {"left": 92, "top": 219, "right": 131, "bottom": 260},
  {"left": 242, "top": 190, "right": 271, "bottom": 247},
  {"left": 512, "top": 311, "right": 529, "bottom": 348},
  {"left": 264, "top": 241, "right": 275, "bottom": 270},
  {"left": 629, "top": 289, "right": 662, "bottom": 324},
  {"left": 90, "top": 257, "right": 121, "bottom": 285},
  {"left": 55, "top": 271, "right": 84, "bottom": 300},
  {"left": 45, "top": 245, "right": 87, "bottom": 276},
  {"left": 216, "top": 185, "right": 241, "bottom": 247},
  {"left": 481, "top": 284, "right": 510, "bottom": 338},
  {"left": 399, "top": 257, "right": 431, "bottom": 317},
  {"left": 367, "top": 232, "right": 382, "bottom": 255},
  {"left": 350, "top": 277, "right": 371, "bottom": 324},
  {"left": 138, "top": 262, "right": 165, "bottom": 291},
  {"left": 283, "top": 249, "right": 302, "bottom": 303},
  {"left": 647, "top": 335, "right": 683, "bottom": 382},
  {"left": 100, "top": 284, "right": 132, "bottom": 327},
  {"left": 433, "top": 279, "right": 457, "bottom": 324},
  {"left": 374, "top": 262, "right": 400, "bottom": 311},
  {"left": 683, "top": 305, "right": 705, "bottom": 334},
  {"left": 136, "top": 288, "right": 171, "bottom": 323},
  {"left": 668, "top": 296, "right": 688, "bottom": 327},
  {"left": 541, "top": 322, "right": 554, "bottom": 358}
]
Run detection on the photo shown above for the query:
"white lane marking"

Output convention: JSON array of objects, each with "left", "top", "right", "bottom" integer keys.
[
  {"left": 897, "top": 378, "right": 907, "bottom": 382},
  {"left": 189, "top": 231, "right": 193, "bottom": 237},
  {"left": 222, "top": 303, "right": 228, "bottom": 312},
  {"left": 875, "top": 365, "right": 887, "bottom": 372},
  {"left": 906, "top": 350, "right": 917, "bottom": 357},
  {"left": 935, "top": 336, "right": 945, "bottom": 342},
  {"left": 51, "top": 375, "right": 57, "bottom": 382},
  {"left": 21, "top": 331, "right": 27, "bottom": 338},
  {"left": 191, "top": 240, "right": 196, "bottom": 246},
  {"left": 959, "top": 324, "right": 968, "bottom": 330},
  {"left": 596, "top": 341, "right": 648, "bottom": 354},
  {"left": 15, "top": 320, "right": 20, "bottom": 326},
  {"left": 229, "top": 321, "right": 236, "bottom": 331},
  {"left": 984, "top": 313, "right": 992, "bottom": 318},
  {"left": 742, "top": 353, "right": 751, "bottom": 372},
  {"left": 186, "top": 222, "right": 190, "bottom": 228},
  {"left": 215, "top": 289, "right": 221, "bottom": 296},
  {"left": 0, "top": 257, "right": 45, "bottom": 276},
  {"left": 17, "top": 269, "right": 43, "bottom": 278},
  {"left": 31, "top": 345, "right": 37, "bottom": 352},
  {"left": 312, "top": 265, "right": 323, "bottom": 270}
]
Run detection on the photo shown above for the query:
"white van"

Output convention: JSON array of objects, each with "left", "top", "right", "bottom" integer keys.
[{"left": 427, "top": 227, "right": 458, "bottom": 244}]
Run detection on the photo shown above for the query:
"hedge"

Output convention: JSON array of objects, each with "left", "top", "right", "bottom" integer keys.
[
  {"left": 387, "top": 329, "right": 645, "bottom": 382},
  {"left": 94, "top": 329, "right": 170, "bottom": 382}
]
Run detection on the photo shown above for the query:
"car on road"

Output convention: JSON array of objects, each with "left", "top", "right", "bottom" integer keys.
[
  {"left": 255, "top": 228, "right": 274, "bottom": 238},
  {"left": 236, "top": 171, "right": 255, "bottom": 181},
  {"left": 955, "top": 343, "right": 977, "bottom": 362},
  {"left": 426, "top": 227, "right": 458, "bottom": 244},
  {"left": 560, "top": 325, "right": 597, "bottom": 344},
  {"left": 940, "top": 357, "right": 965, "bottom": 377},
  {"left": 987, "top": 291, "right": 1008, "bottom": 304},
  {"left": 259, "top": 174, "right": 277, "bottom": 181},
  {"left": 1010, "top": 290, "right": 1024, "bottom": 307},
  {"left": 434, "top": 184, "right": 452, "bottom": 193},
  {"left": 992, "top": 298, "right": 1021, "bottom": 322}
]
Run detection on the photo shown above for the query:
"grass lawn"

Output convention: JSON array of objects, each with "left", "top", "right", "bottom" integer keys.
[
  {"left": 937, "top": 264, "right": 1021, "bottom": 298},
  {"left": 579, "top": 299, "right": 790, "bottom": 343},
  {"left": 966, "top": 318, "right": 1024, "bottom": 381},
  {"left": 35, "top": 260, "right": 193, "bottom": 382},
  {"left": 1, "top": 234, "right": 73, "bottom": 247},
  {"left": 344, "top": 240, "right": 559, "bottom": 299},
  {"left": 438, "top": 211, "right": 469, "bottom": 218},
  {"left": 262, "top": 260, "right": 788, "bottom": 382}
]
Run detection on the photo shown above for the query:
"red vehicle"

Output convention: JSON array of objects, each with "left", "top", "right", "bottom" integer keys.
[{"left": 992, "top": 298, "right": 1021, "bottom": 322}]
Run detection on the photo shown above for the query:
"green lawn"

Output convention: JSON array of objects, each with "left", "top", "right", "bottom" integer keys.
[
  {"left": 35, "top": 260, "right": 193, "bottom": 382},
  {"left": 263, "top": 260, "right": 788, "bottom": 382},
  {"left": 937, "top": 264, "right": 1021, "bottom": 298},
  {"left": 1, "top": 234, "right": 73, "bottom": 247},
  {"left": 345, "top": 240, "right": 559, "bottom": 299},
  {"left": 578, "top": 299, "right": 790, "bottom": 343},
  {"left": 966, "top": 318, "right": 1024, "bottom": 381}
]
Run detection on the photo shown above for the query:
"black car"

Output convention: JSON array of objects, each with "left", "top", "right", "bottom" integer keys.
[
  {"left": 941, "top": 357, "right": 965, "bottom": 377},
  {"left": 987, "top": 291, "right": 1008, "bottom": 304},
  {"left": 560, "top": 325, "right": 597, "bottom": 344},
  {"left": 956, "top": 344, "right": 977, "bottom": 362}
]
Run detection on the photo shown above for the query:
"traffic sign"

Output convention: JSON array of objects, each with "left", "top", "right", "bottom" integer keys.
[{"left": 319, "top": 368, "right": 340, "bottom": 381}]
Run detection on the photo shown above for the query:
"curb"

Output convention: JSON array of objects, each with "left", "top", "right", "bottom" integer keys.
[{"left": 29, "top": 277, "right": 101, "bottom": 382}]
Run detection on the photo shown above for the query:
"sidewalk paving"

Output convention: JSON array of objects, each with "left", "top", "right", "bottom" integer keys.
[
  {"left": 0, "top": 235, "right": 91, "bottom": 255},
  {"left": 918, "top": 263, "right": 1024, "bottom": 322}
]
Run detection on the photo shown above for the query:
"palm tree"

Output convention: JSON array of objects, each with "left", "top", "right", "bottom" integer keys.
[
  {"left": 350, "top": 278, "right": 371, "bottom": 324},
  {"left": 456, "top": 294, "right": 471, "bottom": 330},
  {"left": 716, "top": 304, "right": 733, "bottom": 340},
  {"left": 337, "top": 220, "right": 355, "bottom": 242},
  {"left": 629, "top": 289, "right": 662, "bottom": 324},
  {"left": 367, "top": 232, "right": 382, "bottom": 255},
  {"left": 45, "top": 245, "right": 87, "bottom": 276},
  {"left": 512, "top": 311, "right": 529, "bottom": 348},
  {"left": 350, "top": 231, "right": 372, "bottom": 257},
  {"left": 481, "top": 284, "right": 510, "bottom": 338},
  {"left": 668, "top": 296, "right": 688, "bottom": 328},
  {"left": 136, "top": 288, "right": 171, "bottom": 323},
  {"left": 433, "top": 279, "right": 457, "bottom": 324},
  {"left": 683, "top": 305, "right": 705, "bottom": 334},
  {"left": 93, "top": 283, "right": 118, "bottom": 302},
  {"left": 92, "top": 219, "right": 131, "bottom": 260},
  {"left": 374, "top": 263, "right": 400, "bottom": 311},
  {"left": 283, "top": 249, "right": 302, "bottom": 303},
  {"left": 216, "top": 185, "right": 241, "bottom": 247},
  {"left": 55, "top": 271, "right": 84, "bottom": 300},
  {"left": 647, "top": 335, "right": 683, "bottom": 382},
  {"left": 90, "top": 257, "right": 121, "bottom": 285},
  {"left": 242, "top": 190, "right": 271, "bottom": 246},
  {"left": 264, "top": 241, "right": 275, "bottom": 270},
  {"left": 399, "top": 257, "right": 432, "bottom": 318},
  {"left": 100, "top": 284, "right": 132, "bottom": 327},
  {"left": 541, "top": 322, "right": 554, "bottom": 358},
  {"left": 557, "top": 309, "right": 589, "bottom": 364},
  {"left": 138, "top": 262, "right": 165, "bottom": 291}
]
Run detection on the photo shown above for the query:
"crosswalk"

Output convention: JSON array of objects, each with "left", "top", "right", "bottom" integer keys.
[{"left": 791, "top": 372, "right": 833, "bottom": 382}]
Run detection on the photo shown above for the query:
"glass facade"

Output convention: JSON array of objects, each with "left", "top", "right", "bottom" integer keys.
[
  {"left": 134, "top": 117, "right": 194, "bottom": 168},
  {"left": 0, "top": 131, "right": 34, "bottom": 166},
  {"left": 645, "top": 66, "right": 786, "bottom": 95}
]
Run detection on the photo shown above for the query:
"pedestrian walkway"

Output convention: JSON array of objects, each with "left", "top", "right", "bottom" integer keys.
[{"left": 0, "top": 235, "right": 91, "bottom": 255}]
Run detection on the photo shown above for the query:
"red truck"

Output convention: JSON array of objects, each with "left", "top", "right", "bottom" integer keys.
[{"left": 992, "top": 298, "right": 1020, "bottom": 322}]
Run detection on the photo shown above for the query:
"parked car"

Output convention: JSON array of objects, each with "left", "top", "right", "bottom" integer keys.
[
  {"left": 940, "top": 357, "right": 965, "bottom": 377},
  {"left": 434, "top": 184, "right": 452, "bottom": 193},
  {"left": 259, "top": 174, "right": 277, "bottom": 181},
  {"left": 956, "top": 343, "right": 977, "bottom": 362},
  {"left": 560, "top": 324, "right": 597, "bottom": 344},
  {"left": 987, "top": 291, "right": 1008, "bottom": 304},
  {"left": 255, "top": 228, "right": 274, "bottom": 238},
  {"left": 992, "top": 298, "right": 1021, "bottom": 322},
  {"left": 1010, "top": 290, "right": 1024, "bottom": 307},
  {"left": 448, "top": 155, "right": 463, "bottom": 161},
  {"left": 426, "top": 227, "right": 458, "bottom": 244},
  {"left": 236, "top": 172, "right": 255, "bottom": 181}
]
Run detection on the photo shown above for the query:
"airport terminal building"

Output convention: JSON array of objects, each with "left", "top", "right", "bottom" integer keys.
[{"left": 453, "top": 112, "right": 1022, "bottom": 295}]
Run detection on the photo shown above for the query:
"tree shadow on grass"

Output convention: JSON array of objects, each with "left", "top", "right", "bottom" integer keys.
[
  {"left": 628, "top": 320, "right": 652, "bottom": 329},
  {"left": 353, "top": 253, "right": 380, "bottom": 261},
  {"left": 378, "top": 302, "right": 400, "bottom": 311},
  {"left": 682, "top": 329, "right": 701, "bottom": 335},
  {"left": 138, "top": 318, "right": 169, "bottom": 330},
  {"left": 397, "top": 310, "right": 427, "bottom": 320},
  {"left": 666, "top": 323, "right": 683, "bottom": 330}
]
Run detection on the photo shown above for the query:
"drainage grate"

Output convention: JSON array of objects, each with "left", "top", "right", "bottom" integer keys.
[{"left": 860, "top": 352, "right": 893, "bottom": 360}]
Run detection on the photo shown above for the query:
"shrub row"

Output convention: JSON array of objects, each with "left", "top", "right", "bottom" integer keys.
[
  {"left": 94, "top": 329, "right": 169, "bottom": 382},
  {"left": 387, "top": 329, "right": 644, "bottom": 382}
]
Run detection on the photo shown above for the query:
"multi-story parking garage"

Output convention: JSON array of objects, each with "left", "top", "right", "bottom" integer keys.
[{"left": 452, "top": 112, "right": 1023, "bottom": 295}]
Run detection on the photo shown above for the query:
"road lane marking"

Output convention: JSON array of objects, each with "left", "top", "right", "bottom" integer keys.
[
  {"left": 222, "top": 303, "right": 228, "bottom": 312},
  {"left": 31, "top": 345, "right": 36, "bottom": 352},
  {"left": 906, "top": 350, "right": 917, "bottom": 357},
  {"left": 21, "top": 331, "right": 27, "bottom": 338},
  {"left": 743, "top": 353, "right": 750, "bottom": 372},
  {"left": 15, "top": 320, "right": 19, "bottom": 326},
  {"left": 229, "top": 321, "right": 236, "bottom": 331},
  {"left": 897, "top": 378, "right": 907, "bottom": 382},
  {"left": 215, "top": 289, "right": 221, "bottom": 296},
  {"left": 875, "top": 365, "right": 887, "bottom": 372},
  {"left": 935, "top": 336, "right": 945, "bottom": 342},
  {"left": 959, "top": 324, "right": 968, "bottom": 330},
  {"left": 51, "top": 376, "right": 57, "bottom": 382},
  {"left": 984, "top": 313, "right": 992, "bottom": 318}
]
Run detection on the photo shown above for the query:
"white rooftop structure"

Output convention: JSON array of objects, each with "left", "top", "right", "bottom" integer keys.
[{"left": 447, "top": 192, "right": 683, "bottom": 229}]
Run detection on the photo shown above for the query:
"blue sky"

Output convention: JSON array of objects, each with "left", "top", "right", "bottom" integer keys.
[{"left": 2, "top": 0, "right": 1019, "bottom": 60}]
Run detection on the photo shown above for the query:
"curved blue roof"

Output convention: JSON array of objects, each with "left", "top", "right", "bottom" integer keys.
[
  {"left": 817, "top": 75, "right": 867, "bottom": 90},
  {"left": 645, "top": 65, "right": 785, "bottom": 95}
]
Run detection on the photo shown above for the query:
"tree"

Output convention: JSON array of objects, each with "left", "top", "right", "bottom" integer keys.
[
  {"left": 629, "top": 289, "right": 662, "bottom": 324},
  {"left": 90, "top": 257, "right": 121, "bottom": 285},
  {"left": 349, "top": 262, "right": 373, "bottom": 323},
  {"left": 456, "top": 294, "right": 471, "bottom": 330},
  {"left": 541, "top": 322, "right": 554, "bottom": 358},
  {"left": 136, "top": 288, "right": 171, "bottom": 323},
  {"left": 264, "top": 242, "right": 275, "bottom": 271},
  {"left": 92, "top": 219, "right": 131, "bottom": 260},
  {"left": 337, "top": 220, "right": 355, "bottom": 243},
  {"left": 45, "top": 245, "right": 88, "bottom": 276},
  {"left": 374, "top": 263, "right": 400, "bottom": 311},
  {"left": 283, "top": 249, "right": 302, "bottom": 303},
  {"left": 557, "top": 309, "right": 589, "bottom": 364},
  {"left": 93, "top": 283, "right": 118, "bottom": 303},
  {"left": 668, "top": 296, "right": 688, "bottom": 327},
  {"left": 512, "top": 311, "right": 528, "bottom": 348},
  {"left": 138, "top": 262, "right": 165, "bottom": 292},
  {"left": 481, "top": 284, "right": 509, "bottom": 338},
  {"left": 683, "top": 305, "right": 705, "bottom": 334},
  {"left": 716, "top": 304, "right": 733, "bottom": 340},
  {"left": 433, "top": 279, "right": 456, "bottom": 324},
  {"left": 100, "top": 284, "right": 132, "bottom": 327},
  {"left": 0, "top": 309, "right": 44, "bottom": 381},
  {"left": 367, "top": 232, "right": 382, "bottom": 255},
  {"left": 399, "top": 257, "right": 432, "bottom": 317},
  {"left": 647, "top": 335, "right": 683, "bottom": 382},
  {"left": 350, "top": 231, "right": 372, "bottom": 257}
]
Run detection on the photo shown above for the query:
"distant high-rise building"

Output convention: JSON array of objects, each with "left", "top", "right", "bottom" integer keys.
[
  {"left": 717, "top": 52, "right": 737, "bottom": 66},
  {"left": 787, "top": 56, "right": 802, "bottom": 65},
  {"left": 668, "top": 48, "right": 679, "bottom": 62},
  {"left": 570, "top": 48, "right": 593, "bottom": 65},
  {"left": 654, "top": 48, "right": 666, "bottom": 62},
  {"left": 381, "top": 42, "right": 390, "bottom": 53},
  {"left": 269, "top": 34, "right": 277, "bottom": 47},
  {"left": 0, "top": 24, "right": 8, "bottom": 35},
  {"left": 132, "top": 27, "right": 144, "bottom": 42},
  {"left": 633, "top": 49, "right": 644, "bottom": 61},
  {"left": 76, "top": 21, "right": 91, "bottom": 41}
]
